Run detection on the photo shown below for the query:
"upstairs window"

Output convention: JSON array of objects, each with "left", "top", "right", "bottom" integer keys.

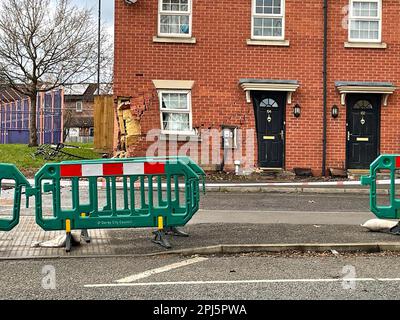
[
  {"left": 76, "top": 101, "right": 83, "bottom": 112},
  {"left": 252, "top": 0, "right": 285, "bottom": 40},
  {"left": 159, "top": 90, "right": 192, "bottom": 134},
  {"left": 158, "top": 0, "right": 192, "bottom": 37},
  {"left": 349, "top": 0, "right": 381, "bottom": 42}
]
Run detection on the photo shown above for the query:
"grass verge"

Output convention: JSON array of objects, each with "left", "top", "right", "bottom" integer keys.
[{"left": 0, "top": 143, "right": 101, "bottom": 177}]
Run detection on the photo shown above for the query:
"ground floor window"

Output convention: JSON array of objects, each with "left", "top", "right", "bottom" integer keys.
[{"left": 159, "top": 90, "right": 192, "bottom": 134}]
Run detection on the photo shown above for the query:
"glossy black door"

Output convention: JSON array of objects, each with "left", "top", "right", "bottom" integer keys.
[
  {"left": 252, "top": 91, "right": 285, "bottom": 168},
  {"left": 346, "top": 94, "right": 380, "bottom": 169}
]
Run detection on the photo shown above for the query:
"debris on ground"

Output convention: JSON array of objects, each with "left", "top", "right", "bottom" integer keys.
[
  {"left": 329, "top": 168, "right": 348, "bottom": 178},
  {"left": 33, "top": 143, "right": 91, "bottom": 160},
  {"left": 31, "top": 233, "right": 81, "bottom": 248},
  {"left": 294, "top": 168, "right": 313, "bottom": 177},
  {"left": 361, "top": 219, "right": 398, "bottom": 232},
  {"left": 330, "top": 249, "right": 340, "bottom": 256},
  {"left": 206, "top": 170, "right": 348, "bottom": 183}
]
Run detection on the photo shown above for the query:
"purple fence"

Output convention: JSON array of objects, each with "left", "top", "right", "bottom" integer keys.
[{"left": 0, "top": 89, "right": 63, "bottom": 145}]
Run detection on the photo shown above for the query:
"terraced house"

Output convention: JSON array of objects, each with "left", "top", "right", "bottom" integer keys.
[{"left": 113, "top": 0, "right": 399, "bottom": 176}]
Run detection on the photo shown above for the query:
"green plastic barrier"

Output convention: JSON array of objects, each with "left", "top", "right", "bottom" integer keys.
[
  {"left": 0, "top": 157, "right": 205, "bottom": 251},
  {"left": 0, "top": 164, "right": 31, "bottom": 231},
  {"left": 361, "top": 154, "right": 400, "bottom": 219}
]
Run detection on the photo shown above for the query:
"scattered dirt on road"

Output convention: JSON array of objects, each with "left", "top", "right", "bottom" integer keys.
[{"left": 202, "top": 250, "right": 400, "bottom": 258}]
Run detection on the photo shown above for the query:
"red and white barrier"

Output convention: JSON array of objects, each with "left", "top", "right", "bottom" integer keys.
[{"left": 60, "top": 162, "right": 165, "bottom": 177}]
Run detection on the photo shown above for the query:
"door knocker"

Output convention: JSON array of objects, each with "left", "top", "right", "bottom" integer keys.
[
  {"left": 267, "top": 110, "right": 272, "bottom": 123},
  {"left": 360, "top": 111, "right": 366, "bottom": 125}
]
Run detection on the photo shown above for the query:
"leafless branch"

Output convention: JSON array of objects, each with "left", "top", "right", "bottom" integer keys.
[{"left": 0, "top": 0, "right": 113, "bottom": 145}]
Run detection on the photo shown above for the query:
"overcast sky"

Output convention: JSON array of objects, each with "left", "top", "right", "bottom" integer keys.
[{"left": 71, "top": 0, "right": 114, "bottom": 32}]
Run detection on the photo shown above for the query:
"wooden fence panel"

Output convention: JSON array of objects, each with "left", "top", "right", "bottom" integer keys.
[{"left": 94, "top": 95, "right": 114, "bottom": 154}]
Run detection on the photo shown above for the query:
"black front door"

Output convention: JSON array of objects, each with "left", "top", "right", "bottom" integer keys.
[
  {"left": 252, "top": 91, "right": 286, "bottom": 168},
  {"left": 346, "top": 94, "right": 380, "bottom": 169}
]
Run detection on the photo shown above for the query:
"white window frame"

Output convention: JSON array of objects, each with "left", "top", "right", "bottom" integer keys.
[
  {"left": 348, "top": 0, "right": 382, "bottom": 43},
  {"left": 76, "top": 101, "right": 83, "bottom": 112},
  {"left": 158, "top": 0, "right": 192, "bottom": 38},
  {"left": 251, "top": 0, "right": 285, "bottom": 41},
  {"left": 159, "top": 90, "right": 193, "bottom": 135}
]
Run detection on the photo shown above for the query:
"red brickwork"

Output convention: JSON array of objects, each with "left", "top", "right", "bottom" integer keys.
[{"left": 114, "top": 0, "right": 399, "bottom": 175}]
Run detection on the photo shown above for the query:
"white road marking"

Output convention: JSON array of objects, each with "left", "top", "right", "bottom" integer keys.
[
  {"left": 115, "top": 257, "right": 208, "bottom": 283},
  {"left": 85, "top": 277, "right": 400, "bottom": 288}
]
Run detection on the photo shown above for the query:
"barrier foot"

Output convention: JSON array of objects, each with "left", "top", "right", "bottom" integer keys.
[
  {"left": 66, "top": 233, "right": 72, "bottom": 252},
  {"left": 152, "top": 230, "right": 171, "bottom": 249},
  {"left": 165, "top": 226, "right": 189, "bottom": 237},
  {"left": 390, "top": 223, "right": 400, "bottom": 235},
  {"left": 81, "top": 229, "right": 91, "bottom": 243}
]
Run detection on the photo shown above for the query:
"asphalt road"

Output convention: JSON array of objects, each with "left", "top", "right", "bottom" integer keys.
[
  {"left": 1, "top": 253, "right": 400, "bottom": 300},
  {"left": 0, "top": 190, "right": 393, "bottom": 301},
  {"left": 1, "top": 190, "right": 371, "bottom": 216},
  {"left": 0, "top": 191, "right": 376, "bottom": 226},
  {"left": 199, "top": 192, "right": 371, "bottom": 212}
]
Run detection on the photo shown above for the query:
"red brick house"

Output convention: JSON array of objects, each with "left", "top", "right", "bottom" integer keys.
[{"left": 113, "top": 0, "right": 399, "bottom": 175}]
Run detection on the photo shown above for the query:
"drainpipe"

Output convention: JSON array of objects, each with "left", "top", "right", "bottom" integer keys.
[{"left": 322, "top": 0, "right": 328, "bottom": 176}]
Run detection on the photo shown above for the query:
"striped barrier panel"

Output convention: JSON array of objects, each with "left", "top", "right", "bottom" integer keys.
[{"left": 0, "top": 157, "right": 205, "bottom": 251}]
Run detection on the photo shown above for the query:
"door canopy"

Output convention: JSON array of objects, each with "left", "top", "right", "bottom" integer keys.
[
  {"left": 239, "top": 79, "right": 299, "bottom": 104},
  {"left": 335, "top": 81, "right": 397, "bottom": 107}
]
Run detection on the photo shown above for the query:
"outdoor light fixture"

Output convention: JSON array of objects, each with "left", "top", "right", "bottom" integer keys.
[
  {"left": 332, "top": 105, "right": 339, "bottom": 118},
  {"left": 124, "top": 0, "right": 137, "bottom": 4},
  {"left": 293, "top": 104, "right": 301, "bottom": 118}
]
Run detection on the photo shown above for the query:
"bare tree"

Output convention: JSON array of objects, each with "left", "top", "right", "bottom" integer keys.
[{"left": 0, "top": 0, "right": 111, "bottom": 146}]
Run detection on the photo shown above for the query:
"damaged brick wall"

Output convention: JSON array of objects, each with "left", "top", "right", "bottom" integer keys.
[{"left": 114, "top": 93, "right": 157, "bottom": 158}]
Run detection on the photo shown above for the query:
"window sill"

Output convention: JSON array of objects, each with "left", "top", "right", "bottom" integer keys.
[
  {"left": 246, "top": 39, "right": 290, "bottom": 47},
  {"left": 160, "top": 133, "right": 201, "bottom": 142},
  {"left": 344, "top": 42, "right": 387, "bottom": 49},
  {"left": 153, "top": 36, "right": 196, "bottom": 44}
]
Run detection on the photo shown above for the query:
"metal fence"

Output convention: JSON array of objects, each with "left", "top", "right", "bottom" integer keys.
[{"left": 0, "top": 89, "right": 63, "bottom": 144}]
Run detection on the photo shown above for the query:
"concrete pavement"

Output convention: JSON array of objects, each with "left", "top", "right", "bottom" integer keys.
[
  {"left": 0, "top": 191, "right": 398, "bottom": 259},
  {"left": 1, "top": 217, "right": 400, "bottom": 259}
]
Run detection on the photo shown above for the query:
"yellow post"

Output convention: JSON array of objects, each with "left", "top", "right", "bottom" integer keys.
[
  {"left": 65, "top": 219, "right": 71, "bottom": 233},
  {"left": 158, "top": 216, "right": 164, "bottom": 230}
]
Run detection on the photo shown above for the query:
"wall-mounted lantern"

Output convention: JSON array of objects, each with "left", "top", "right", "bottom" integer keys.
[
  {"left": 331, "top": 105, "right": 339, "bottom": 118},
  {"left": 293, "top": 104, "right": 301, "bottom": 118}
]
